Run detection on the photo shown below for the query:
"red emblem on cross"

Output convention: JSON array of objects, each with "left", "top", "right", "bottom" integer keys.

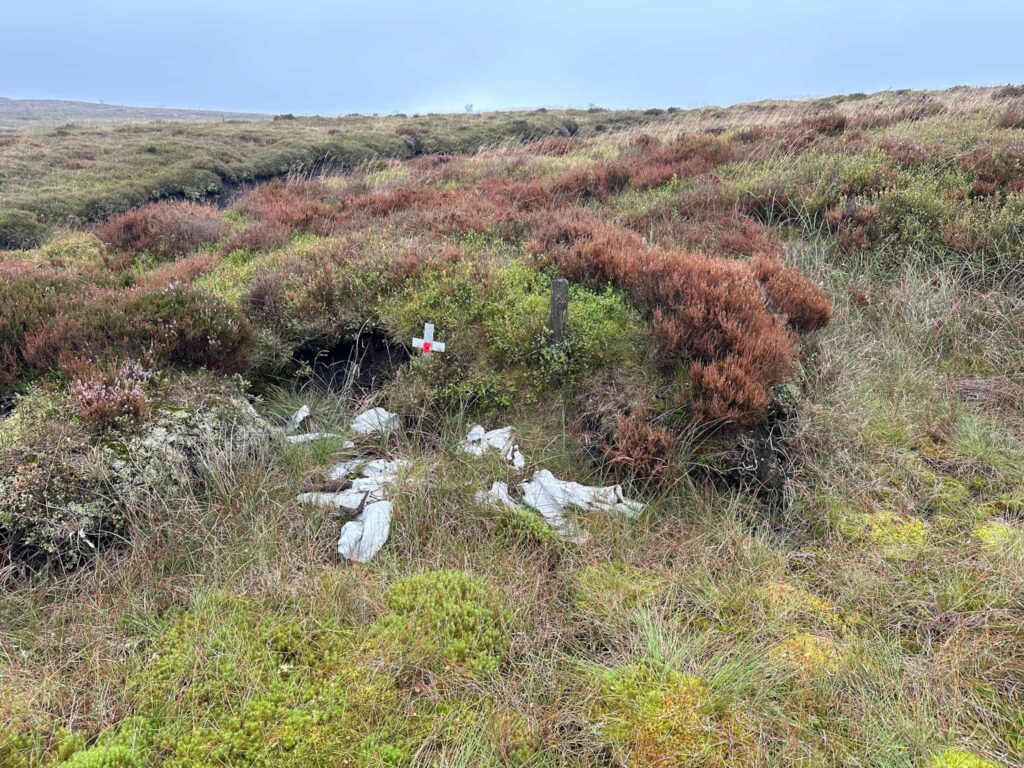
[{"left": 413, "top": 323, "right": 445, "bottom": 356}]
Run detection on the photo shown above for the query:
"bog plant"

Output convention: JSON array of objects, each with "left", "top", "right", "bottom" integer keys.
[
  {"left": 95, "top": 201, "right": 227, "bottom": 261},
  {"left": 374, "top": 569, "right": 510, "bottom": 676},
  {"left": 589, "top": 663, "right": 742, "bottom": 767},
  {"left": 70, "top": 360, "right": 153, "bottom": 431}
]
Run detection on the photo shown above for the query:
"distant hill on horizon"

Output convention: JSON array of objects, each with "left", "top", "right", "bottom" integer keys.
[{"left": 0, "top": 96, "right": 271, "bottom": 128}]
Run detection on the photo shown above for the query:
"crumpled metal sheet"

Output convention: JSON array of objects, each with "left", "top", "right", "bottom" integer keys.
[
  {"left": 351, "top": 407, "right": 399, "bottom": 437},
  {"left": 460, "top": 424, "right": 525, "bottom": 470},
  {"left": 286, "top": 432, "right": 355, "bottom": 447},
  {"left": 337, "top": 501, "right": 392, "bottom": 563},
  {"left": 523, "top": 469, "right": 644, "bottom": 519},
  {"left": 477, "top": 470, "right": 644, "bottom": 543},
  {"left": 285, "top": 404, "right": 310, "bottom": 432},
  {"left": 296, "top": 458, "right": 408, "bottom": 513}
]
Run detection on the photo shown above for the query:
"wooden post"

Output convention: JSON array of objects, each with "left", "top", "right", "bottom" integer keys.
[{"left": 548, "top": 278, "right": 569, "bottom": 346}]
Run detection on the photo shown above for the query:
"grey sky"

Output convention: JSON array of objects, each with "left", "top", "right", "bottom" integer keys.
[{"left": 3, "top": 0, "right": 1023, "bottom": 115}]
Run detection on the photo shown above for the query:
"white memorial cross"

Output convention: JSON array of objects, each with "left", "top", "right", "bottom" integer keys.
[{"left": 412, "top": 323, "right": 445, "bottom": 356}]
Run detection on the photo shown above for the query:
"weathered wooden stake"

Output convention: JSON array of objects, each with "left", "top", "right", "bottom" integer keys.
[{"left": 548, "top": 278, "right": 569, "bottom": 346}]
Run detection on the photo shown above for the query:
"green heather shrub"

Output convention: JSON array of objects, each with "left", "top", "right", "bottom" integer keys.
[
  {"left": 0, "top": 208, "right": 47, "bottom": 250},
  {"left": 944, "top": 192, "right": 1024, "bottom": 272},
  {"left": 375, "top": 570, "right": 510, "bottom": 676},
  {"left": 870, "top": 173, "right": 962, "bottom": 251}
]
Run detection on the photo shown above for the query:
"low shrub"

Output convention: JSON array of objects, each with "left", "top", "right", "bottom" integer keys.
[
  {"left": 798, "top": 110, "right": 848, "bottom": 137},
  {"left": 22, "top": 286, "right": 253, "bottom": 376},
  {"left": 878, "top": 137, "right": 930, "bottom": 167},
  {"left": 993, "top": 84, "right": 1024, "bottom": 99},
  {"left": 993, "top": 104, "right": 1024, "bottom": 129},
  {"left": 602, "top": 410, "right": 678, "bottom": 484},
  {"left": 943, "top": 193, "right": 1024, "bottom": 268},
  {"left": 232, "top": 179, "right": 335, "bottom": 233},
  {"left": 135, "top": 251, "right": 218, "bottom": 289},
  {"left": 221, "top": 219, "right": 292, "bottom": 254},
  {"left": 824, "top": 199, "right": 879, "bottom": 252},
  {"left": 532, "top": 212, "right": 830, "bottom": 426},
  {"left": 626, "top": 185, "right": 781, "bottom": 257},
  {"left": 0, "top": 263, "right": 80, "bottom": 389},
  {"left": 69, "top": 360, "right": 152, "bottom": 431},
  {"left": 871, "top": 176, "right": 957, "bottom": 251},
  {"left": 0, "top": 208, "right": 47, "bottom": 250},
  {"left": 0, "top": 378, "right": 269, "bottom": 564},
  {"left": 550, "top": 134, "right": 738, "bottom": 200},
  {"left": 959, "top": 144, "right": 1024, "bottom": 197},
  {"left": 95, "top": 201, "right": 227, "bottom": 261}
]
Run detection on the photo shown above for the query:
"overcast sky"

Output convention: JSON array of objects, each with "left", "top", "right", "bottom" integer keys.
[{"left": 3, "top": 0, "right": 1024, "bottom": 115}]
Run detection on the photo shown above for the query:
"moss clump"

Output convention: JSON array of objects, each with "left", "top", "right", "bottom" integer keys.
[
  {"left": 572, "top": 562, "right": 663, "bottom": 624},
  {"left": 590, "top": 664, "right": 733, "bottom": 767},
  {"left": 755, "top": 581, "right": 844, "bottom": 629},
  {"left": 917, "top": 469, "right": 971, "bottom": 517},
  {"left": 770, "top": 633, "right": 844, "bottom": 675},
  {"left": 835, "top": 506, "right": 927, "bottom": 560},
  {"left": 378, "top": 261, "right": 646, "bottom": 413},
  {"left": 971, "top": 520, "right": 1021, "bottom": 552},
  {"left": 376, "top": 569, "right": 510, "bottom": 676},
  {"left": 0, "top": 728, "right": 82, "bottom": 767},
  {"left": 495, "top": 504, "right": 557, "bottom": 546},
  {"left": 59, "top": 720, "right": 153, "bottom": 768},
  {"left": 927, "top": 748, "right": 1002, "bottom": 768},
  {"left": 125, "top": 594, "right": 407, "bottom": 767},
  {"left": 37, "top": 232, "right": 107, "bottom": 264}
]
